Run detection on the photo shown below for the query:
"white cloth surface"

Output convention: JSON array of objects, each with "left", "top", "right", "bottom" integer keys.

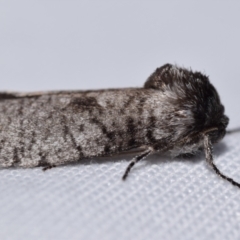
[
  {"left": 1, "top": 133, "right": 240, "bottom": 240},
  {"left": 1, "top": 1, "right": 240, "bottom": 239}
]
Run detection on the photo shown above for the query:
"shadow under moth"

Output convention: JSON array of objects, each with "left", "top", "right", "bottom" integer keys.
[{"left": 0, "top": 64, "right": 239, "bottom": 188}]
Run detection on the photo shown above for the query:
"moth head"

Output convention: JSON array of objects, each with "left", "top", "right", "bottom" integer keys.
[
  {"left": 184, "top": 114, "right": 229, "bottom": 149},
  {"left": 196, "top": 79, "right": 229, "bottom": 144},
  {"left": 203, "top": 114, "right": 229, "bottom": 143},
  {"left": 144, "top": 63, "right": 229, "bottom": 143}
]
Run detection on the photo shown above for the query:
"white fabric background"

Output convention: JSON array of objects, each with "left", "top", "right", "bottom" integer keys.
[{"left": 1, "top": 1, "right": 240, "bottom": 240}]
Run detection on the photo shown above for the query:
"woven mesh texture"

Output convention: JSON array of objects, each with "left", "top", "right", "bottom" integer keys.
[{"left": 1, "top": 133, "right": 240, "bottom": 240}]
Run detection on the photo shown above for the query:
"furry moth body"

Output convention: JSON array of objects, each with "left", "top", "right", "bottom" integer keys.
[{"left": 0, "top": 63, "right": 239, "bottom": 188}]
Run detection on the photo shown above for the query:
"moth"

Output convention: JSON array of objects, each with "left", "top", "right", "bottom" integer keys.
[{"left": 0, "top": 64, "right": 239, "bottom": 188}]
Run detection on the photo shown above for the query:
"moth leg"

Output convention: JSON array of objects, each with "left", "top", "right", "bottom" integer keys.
[
  {"left": 122, "top": 147, "right": 153, "bottom": 180},
  {"left": 203, "top": 134, "right": 240, "bottom": 188},
  {"left": 42, "top": 164, "right": 56, "bottom": 171}
]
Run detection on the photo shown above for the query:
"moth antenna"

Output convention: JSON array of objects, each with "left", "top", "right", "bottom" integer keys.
[
  {"left": 122, "top": 147, "right": 153, "bottom": 180},
  {"left": 226, "top": 127, "right": 240, "bottom": 135},
  {"left": 203, "top": 134, "right": 240, "bottom": 188}
]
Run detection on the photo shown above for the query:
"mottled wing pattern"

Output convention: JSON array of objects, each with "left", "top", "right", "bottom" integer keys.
[{"left": 0, "top": 89, "right": 166, "bottom": 168}]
